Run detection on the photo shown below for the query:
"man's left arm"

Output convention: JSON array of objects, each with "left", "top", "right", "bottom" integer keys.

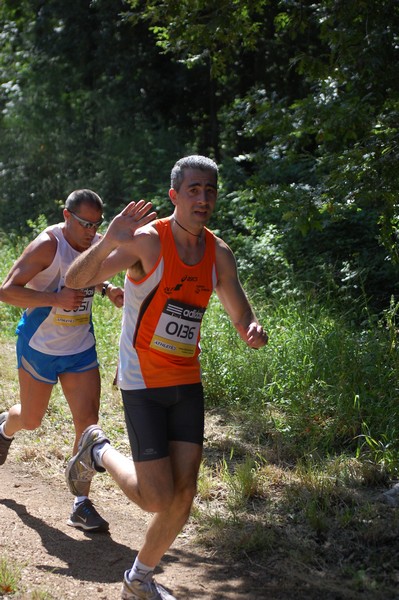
[{"left": 215, "top": 241, "right": 268, "bottom": 349}]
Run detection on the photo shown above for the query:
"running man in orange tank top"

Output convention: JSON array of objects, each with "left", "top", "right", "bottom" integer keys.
[{"left": 64, "top": 156, "right": 268, "bottom": 600}]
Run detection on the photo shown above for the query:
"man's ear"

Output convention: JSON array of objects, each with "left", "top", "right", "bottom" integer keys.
[{"left": 169, "top": 188, "right": 177, "bottom": 206}]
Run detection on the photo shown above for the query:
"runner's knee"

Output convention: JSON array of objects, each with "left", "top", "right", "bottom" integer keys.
[
  {"left": 20, "top": 414, "right": 43, "bottom": 430},
  {"left": 138, "top": 486, "right": 174, "bottom": 512}
]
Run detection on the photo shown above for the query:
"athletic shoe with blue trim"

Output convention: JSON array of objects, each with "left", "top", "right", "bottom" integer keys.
[{"left": 67, "top": 498, "right": 109, "bottom": 532}]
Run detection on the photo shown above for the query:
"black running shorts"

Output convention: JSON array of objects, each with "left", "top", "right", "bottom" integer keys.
[{"left": 121, "top": 383, "right": 204, "bottom": 462}]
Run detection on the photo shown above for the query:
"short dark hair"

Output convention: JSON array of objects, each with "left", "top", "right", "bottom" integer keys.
[
  {"left": 170, "top": 155, "right": 218, "bottom": 192},
  {"left": 64, "top": 189, "right": 103, "bottom": 212}
]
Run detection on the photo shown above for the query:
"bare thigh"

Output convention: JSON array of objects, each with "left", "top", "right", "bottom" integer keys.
[
  {"left": 17, "top": 368, "right": 54, "bottom": 429},
  {"left": 133, "top": 441, "right": 203, "bottom": 508},
  {"left": 169, "top": 441, "right": 203, "bottom": 503},
  {"left": 59, "top": 368, "right": 100, "bottom": 453}
]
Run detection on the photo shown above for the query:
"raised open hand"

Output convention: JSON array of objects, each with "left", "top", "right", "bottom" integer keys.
[{"left": 105, "top": 200, "right": 157, "bottom": 245}]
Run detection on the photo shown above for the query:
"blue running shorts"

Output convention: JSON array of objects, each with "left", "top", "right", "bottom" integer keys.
[{"left": 16, "top": 335, "right": 99, "bottom": 385}]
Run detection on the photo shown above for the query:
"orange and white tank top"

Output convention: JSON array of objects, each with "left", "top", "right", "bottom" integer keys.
[{"left": 117, "top": 217, "right": 218, "bottom": 389}]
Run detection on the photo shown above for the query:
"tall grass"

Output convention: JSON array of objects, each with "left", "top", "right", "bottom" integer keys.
[
  {"left": 201, "top": 293, "right": 399, "bottom": 475},
  {"left": 1, "top": 226, "right": 399, "bottom": 476},
  {"left": 0, "top": 555, "right": 21, "bottom": 596},
  {"left": 0, "top": 229, "right": 32, "bottom": 332},
  {"left": 2, "top": 226, "right": 399, "bottom": 597}
]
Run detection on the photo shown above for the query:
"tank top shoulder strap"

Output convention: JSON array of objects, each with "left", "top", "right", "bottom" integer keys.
[
  {"left": 154, "top": 217, "right": 172, "bottom": 242},
  {"left": 203, "top": 227, "right": 216, "bottom": 263},
  {"left": 43, "top": 223, "right": 63, "bottom": 246}
]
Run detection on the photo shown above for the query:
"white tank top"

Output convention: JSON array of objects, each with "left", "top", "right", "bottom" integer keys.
[{"left": 18, "top": 223, "right": 99, "bottom": 356}]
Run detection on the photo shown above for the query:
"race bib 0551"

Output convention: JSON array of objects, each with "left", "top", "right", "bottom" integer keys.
[{"left": 53, "top": 287, "right": 94, "bottom": 326}]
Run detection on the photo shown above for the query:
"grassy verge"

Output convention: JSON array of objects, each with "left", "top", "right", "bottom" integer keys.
[
  {"left": 201, "top": 294, "right": 399, "bottom": 476},
  {"left": 1, "top": 232, "right": 399, "bottom": 597}
]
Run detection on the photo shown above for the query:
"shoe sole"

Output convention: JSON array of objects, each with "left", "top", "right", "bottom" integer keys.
[
  {"left": 65, "top": 457, "right": 92, "bottom": 496},
  {"left": 67, "top": 518, "right": 109, "bottom": 532},
  {"left": 65, "top": 425, "right": 109, "bottom": 496}
]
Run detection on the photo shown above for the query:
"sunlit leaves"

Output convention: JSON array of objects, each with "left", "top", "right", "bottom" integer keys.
[{"left": 126, "top": 0, "right": 271, "bottom": 78}]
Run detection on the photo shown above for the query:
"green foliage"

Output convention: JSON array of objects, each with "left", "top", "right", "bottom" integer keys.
[
  {"left": 0, "top": 217, "right": 52, "bottom": 332},
  {"left": 1, "top": 0, "right": 399, "bottom": 307},
  {"left": 1, "top": 0, "right": 399, "bottom": 477},
  {"left": 0, "top": 555, "right": 21, "bottom": 596},
  {"left": 128, "top": 0, "right": 271, "bottom": 78},
  {"left": 222, "top": 455, "right": 262, "bottom": 512},
  {"left": 358, "top": 425, "right": 399, "bottom": 479},
  {"left": 0, "top": 0, "right": 188, "bottom": 232},
  {"left": 201, "top": 290, "right": 399, "bottom": 471},
  {"left": 92, "top": 291, "right": 123, "bottom": 375},
  {"left": 215, "top": 0, "right": 399, "bottom": 305}
]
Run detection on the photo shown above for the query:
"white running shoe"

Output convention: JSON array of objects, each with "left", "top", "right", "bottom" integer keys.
[{"left": 121, "top": 570, "right": 176, "bottom": 600}]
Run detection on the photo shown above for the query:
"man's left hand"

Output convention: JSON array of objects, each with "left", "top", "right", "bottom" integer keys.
[{"left": 108, "top": 285, "right": 124, "bottom": 308}]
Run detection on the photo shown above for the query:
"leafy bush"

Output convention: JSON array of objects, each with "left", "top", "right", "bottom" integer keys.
[{"left": 201, "top": 290, "right": 399, "bottom": 473}]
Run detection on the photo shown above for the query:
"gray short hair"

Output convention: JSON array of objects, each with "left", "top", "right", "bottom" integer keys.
[{"left": 171, "top": 155, "right": 218, "bottom": 192}]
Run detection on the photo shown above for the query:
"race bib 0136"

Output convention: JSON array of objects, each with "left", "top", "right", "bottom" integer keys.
[{"left": 150, "top": 299, "right": 205, "bottom": 357}]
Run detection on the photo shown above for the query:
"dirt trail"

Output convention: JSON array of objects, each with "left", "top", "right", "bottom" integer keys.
[
  {"left": 3, "top": 458, "right": 396, "bottom": 600},
  {"left": 2, "top": 448, "right": 398, "bottom": 599},
  {"left": 1, "top": 460, "right": 271, "bottom": 600}
]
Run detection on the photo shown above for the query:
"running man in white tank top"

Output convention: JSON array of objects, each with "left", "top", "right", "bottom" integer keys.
[{"left": 0, "top": 189, "right": 124, "bottom": 532}]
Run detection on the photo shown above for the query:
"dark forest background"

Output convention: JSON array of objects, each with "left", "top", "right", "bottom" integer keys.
[{"left": 1, "top": 0, "right": 399, "bottom": 313}]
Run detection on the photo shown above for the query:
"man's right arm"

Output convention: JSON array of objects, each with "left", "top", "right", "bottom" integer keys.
[
  {"left": 0, "top": 235, "right": 85, "bottom": 310},
  {"left": 65, "top": 200, "right": 157, "bottom": 289},
  {"left": 65, "top": 236, "right": 129, "bottom": 289}
]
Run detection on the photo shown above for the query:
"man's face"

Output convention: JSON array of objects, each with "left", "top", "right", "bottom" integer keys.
[
  {"left": 63, "top": 203, "right": 103, "bottom": 251},
  {"left": 170, "top": 168, "right": 218, "bottom": 225}
]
